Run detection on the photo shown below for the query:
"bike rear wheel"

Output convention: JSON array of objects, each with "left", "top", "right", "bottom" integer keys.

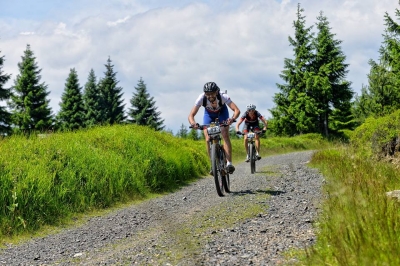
[
  {"left": 211, "top": 143, "right": 225, "bottom": 196},
  {"left": 250, "top": 143, "right": 256, "bottom": 174},
  {"left": 220, "top": 147, "right": 231, "bottom": 193}
]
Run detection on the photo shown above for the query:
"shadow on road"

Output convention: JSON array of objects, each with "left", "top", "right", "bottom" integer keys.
[{"left": 229, "top": 189, "right": 285, "bottom": 197}]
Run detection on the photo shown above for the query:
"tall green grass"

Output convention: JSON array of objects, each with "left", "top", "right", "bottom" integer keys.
[
  {"left": 0, "top": 126, "right": 330, "bottom": 240},
  {"left": 0, "top": 125, "right": 208, "bottom": 237},
  {"left": 303, "top": 146, "right": 400, "bottom": 265}
]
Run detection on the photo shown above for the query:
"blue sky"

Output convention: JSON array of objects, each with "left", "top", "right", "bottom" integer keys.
[{"left": 1, "top": 0, "right": 398, "bottom": 133}]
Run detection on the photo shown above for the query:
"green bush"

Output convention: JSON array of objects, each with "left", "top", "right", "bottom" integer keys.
[{"left": 351, "top": 110, "right": 400, "bottom": 158}]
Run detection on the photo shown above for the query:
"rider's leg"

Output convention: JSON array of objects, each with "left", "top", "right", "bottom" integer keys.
[
  {"left": 244, "top": 136, "right": 249, "bottom": 154},
  {"left": 221, "top": 126, "right": 232, "bottom": 162},
  {"left": 203, "top": 128, "right": 211, "bottom": 159},
  {"left": 243, "top": 125, "right": 249, "bottom": 161},
  {"left": 221, "top": 127, "right": 235, "bottom": 173},
  {"left": 254, "top": 126, "right": 262, "bottom": 159},
  {"left": 216, "top": 105, "right": 232, "bottom": 162},
  {"left": 255, "top": 134, "right": 260, "bottom": 154},
  {"left": 203, "top": 113, "right": 214, "bottom": 175},
  {"left": 244, "top": 135, "right": 249, "bottom": 161}
]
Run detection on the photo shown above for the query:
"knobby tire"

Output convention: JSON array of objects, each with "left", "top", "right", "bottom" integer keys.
[
  {"left": 220, "top": 148, "right": 231, "bottom": 193},
  {"left": 250, "top": 143, "right": 256, "bottom": 174},
  {"left": 211, "top": 143, "right": 224, "bottom": 197}
]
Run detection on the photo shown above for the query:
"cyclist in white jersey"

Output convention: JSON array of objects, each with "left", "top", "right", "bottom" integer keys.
[{"left": 188, "top": 82, "right": 240, "bottom": 174}]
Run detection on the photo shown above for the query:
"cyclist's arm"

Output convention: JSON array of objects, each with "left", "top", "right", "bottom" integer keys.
[
  {"left": 188, "top": 105, "right": 200, "bottom": 126},
  {"left": 227, "top": 101, "right": 240, "bottom": 120},
  {"left": 261, "top": 118, "right": 268, "bottom": 130},
  {"left": 235, "top": 117, "right": 244, "bottom": 131}
]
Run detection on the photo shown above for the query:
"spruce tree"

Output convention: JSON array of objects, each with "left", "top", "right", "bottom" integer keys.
[
  {"left": 0, "top": 51, "right": 12, "bottom": 136},
  {"left": 188, "top": 128, "right": 199, "bottom": 140},
  {"left": 83, "top": 69, "right": 102, "bottom": 127},
  {"left": 176, "top": 123, "right": 188, "bottom": 138},
  {"left": 354, "top": 5, "right": 400, "bottom": 120},
  {"left": 330, "top": 101, "right": 356, "bottom": 133},
  {"left": 56, "top": 68, "right": 85, "bottom": 131},
  {"left": 312, "top": 12, "right": 354, "bottom": 136},
  {"left": 9, "top": 44, "right": 53, "bottom": 134},
  {"left": 270, "top": 4, "right": 317, "bottom": 136},
  {"left": 128, "top": 77, "right": 165, "bottom": 131},
  {"left": 98, "top": 57, "right": 126, "bottom": 124},
  {"left": 354, "top": 60, "right": 397, "bottom": 119}
]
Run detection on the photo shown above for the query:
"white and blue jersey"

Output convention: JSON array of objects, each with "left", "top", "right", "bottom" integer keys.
[{"left": 194, "top": 92, "right": 231, "bottom": 125}]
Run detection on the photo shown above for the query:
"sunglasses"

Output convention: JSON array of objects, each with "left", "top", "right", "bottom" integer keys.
[{"left": 205, "top": 92, "right": 217, "bottom": 97}]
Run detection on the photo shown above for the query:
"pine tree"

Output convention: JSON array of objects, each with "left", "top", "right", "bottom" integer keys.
[
  {"left": 128, "top": 77, "right": 165, "bottom": 131},
  {"left": 98, "top": 57, "right": 126, "bottom": 124},
  {"left": 270, "top": 4, "right": 317, "bottom": 136},
  {"left": 176, "top": 123, "right": 188, "bottom": 138},
  {"left": 311, "top": 12, "right": 354, "bottom": 136},
  {"left": 164, "top": 128, "right": 174, "bottom": 135},
  {"left": 330, "top": 101, "right": 357, "bottom": 133},
  {"left": 354, "top": 5, "right": 400, "bottom": 121},
  {"left": 56, "top": 68, "right": 85, "bottom": 131},
  {"left": 83, "top": 69, "right": 102, "bottom": 127},
  {"left": 188, "top": 128, "right": 200, "bottom": 140},
  {"left": 9, "top": 44, "right": 53, "bottom": 134},
  {"left": 0, "top": 51, "right": 12, "bottom": 135}
]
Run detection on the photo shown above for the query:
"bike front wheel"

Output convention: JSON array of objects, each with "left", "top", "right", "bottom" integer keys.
[
  {"left": 220, "top": 147, "right": 231, "bottom": 193},
  {"left": 250, "top": 143, "right": 256, "bottom": 174},
  {"left": 211, "top": 143, "right": 225, "bottom": 196}
]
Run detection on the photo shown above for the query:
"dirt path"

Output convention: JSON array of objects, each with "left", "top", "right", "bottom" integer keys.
[{"left": 0, "top": 150, "right": 323, "bottom": 265}]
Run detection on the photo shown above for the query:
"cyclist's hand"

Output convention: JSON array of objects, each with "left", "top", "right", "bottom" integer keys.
[{"left": 190, "top": 123, "right": 199, "bottom": 129}]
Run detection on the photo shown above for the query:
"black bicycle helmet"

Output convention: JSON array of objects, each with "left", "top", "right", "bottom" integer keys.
[{"left": 203, "top": 82, "right": 220, "bottom": 92}]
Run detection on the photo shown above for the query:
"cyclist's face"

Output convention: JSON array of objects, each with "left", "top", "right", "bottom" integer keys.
[
  {"left": 205, "top": 92, "right": 217, "bottom": 102},
  {"left": 248, "top": 109, "right": 255, "bottom": 113}
]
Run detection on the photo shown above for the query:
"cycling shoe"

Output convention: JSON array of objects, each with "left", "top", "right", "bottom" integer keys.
[{"left": 227, "top": 164, "right": 235, "bottom": 174}]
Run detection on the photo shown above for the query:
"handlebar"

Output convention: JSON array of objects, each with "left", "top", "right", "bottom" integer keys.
[
  {"left": 189, "top": 119, "right": 236, "bottom": 130},
  {"left": 236, "top": 129, "right": 266, "bottom": 135}
]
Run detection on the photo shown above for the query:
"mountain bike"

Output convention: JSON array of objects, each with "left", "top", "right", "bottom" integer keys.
[
  {"left": 190, "top": 119, "right": 234, "bottom": 197},
  {"left": 237, "top": 129, "right": 265, "bottom": 174}
]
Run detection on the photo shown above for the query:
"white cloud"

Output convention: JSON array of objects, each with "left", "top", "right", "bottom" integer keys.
[
  {"left": 20, "top": 31, "right": 35, "bottom": 35},
  {"left": 1, "top": 0, "right": 399, "bottom": 133},
  {"left": 107, "top": 16, "right": 131, "bottom": 26}
]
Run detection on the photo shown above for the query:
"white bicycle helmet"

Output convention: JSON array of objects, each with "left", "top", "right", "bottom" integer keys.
[{"left": 246, "top": 104, "right": 256, "bottom": 110}]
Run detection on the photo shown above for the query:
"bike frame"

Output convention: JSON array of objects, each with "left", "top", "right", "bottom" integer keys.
[
  {"left": 190, "top": 119, "right": 231, "bottom": 196},
  {"left": 247, "top": 131, "right": 257, "bottom": 174},
  {"left": 239, "top": 127, "right": 263, "bottom": 174}
]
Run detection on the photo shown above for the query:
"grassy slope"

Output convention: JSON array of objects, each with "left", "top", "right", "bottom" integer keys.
[
  {"left": 296, "top": 112, "right": 400, "bottom": 265},
  {"left": 0, "top": 126, "right": 327, "bottom": 243}
]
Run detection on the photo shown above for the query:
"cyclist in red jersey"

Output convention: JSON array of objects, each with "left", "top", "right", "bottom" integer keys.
[{"left": 235, "top": 104, "right": 268, "bottom": 162}]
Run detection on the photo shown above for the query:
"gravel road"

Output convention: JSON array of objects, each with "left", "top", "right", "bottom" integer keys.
[{"left": 0, "top": 150, "right": 324, "bottom": 265}]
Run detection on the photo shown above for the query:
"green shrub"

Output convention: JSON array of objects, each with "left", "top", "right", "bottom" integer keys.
[{"left": 351, "top": 110, "right": 400, "bottom": 158}]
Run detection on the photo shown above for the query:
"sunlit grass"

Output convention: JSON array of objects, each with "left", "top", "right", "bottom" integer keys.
[
  {"left": 0, "top": 127, "right": 330, "bottom": 243},
  {"left": 299, "top": 146, "right": 400, "bottom": 265},
  {"left": 0, "top": 124, "right": 208, "bottom": 238}
]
